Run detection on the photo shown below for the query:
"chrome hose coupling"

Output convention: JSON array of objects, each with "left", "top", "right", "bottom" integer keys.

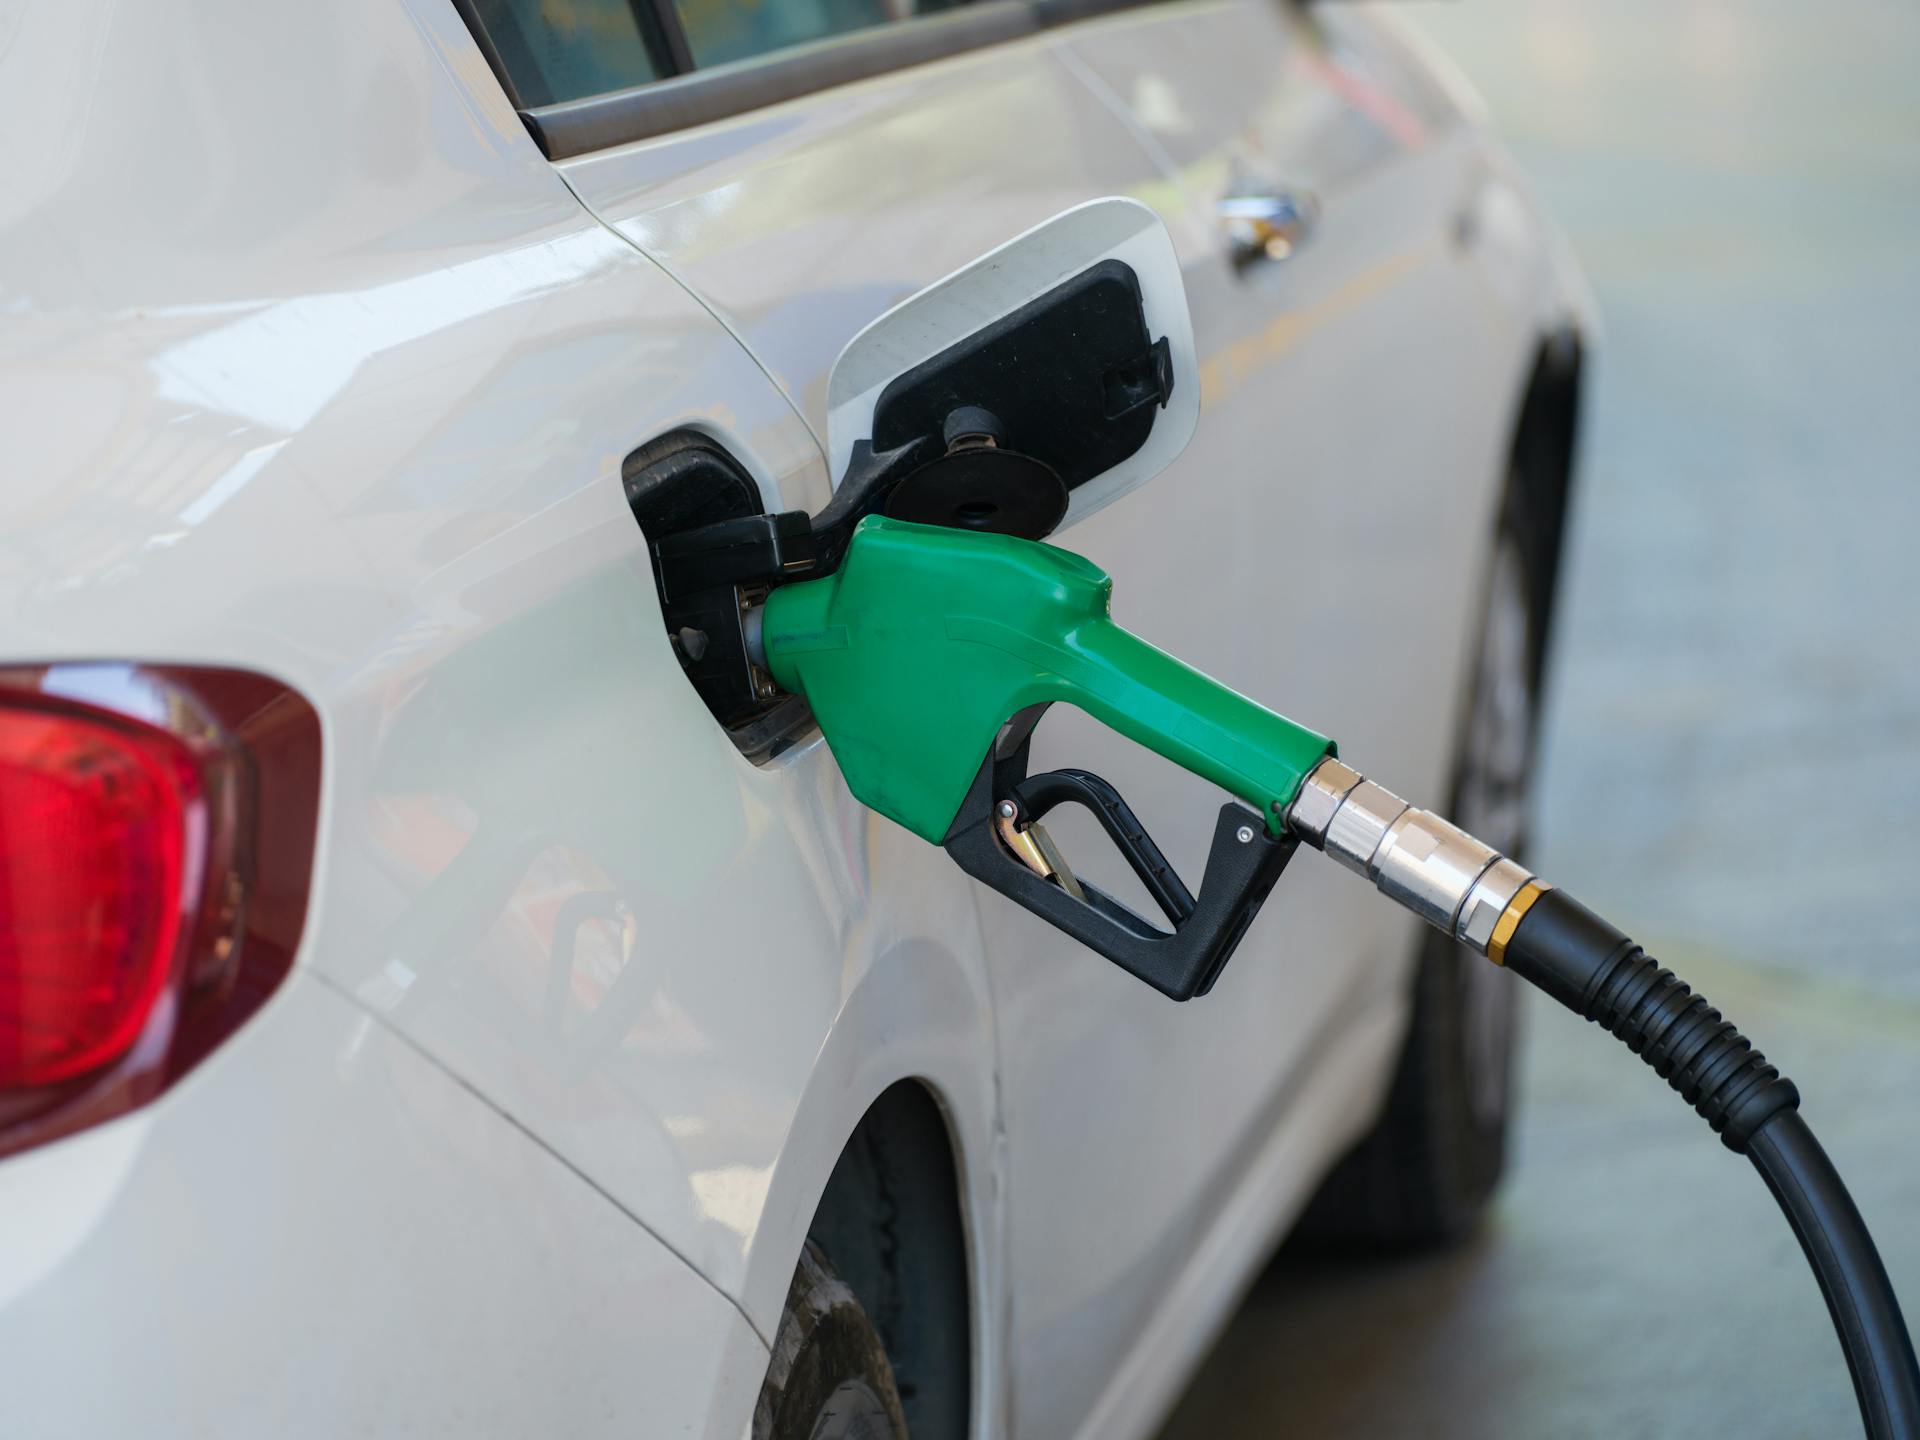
[{"left": 1284, "top": 756, "right": 1546, "bottom": 961}]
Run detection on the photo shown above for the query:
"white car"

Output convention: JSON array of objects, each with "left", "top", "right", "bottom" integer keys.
[{"left": 0, "top": 1, "right": 1588, "bottom": 1435}]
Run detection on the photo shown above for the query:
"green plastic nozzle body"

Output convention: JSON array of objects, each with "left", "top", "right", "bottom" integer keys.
[{"left": 761, "top": 516, "right": 1333, "bottom": 844}]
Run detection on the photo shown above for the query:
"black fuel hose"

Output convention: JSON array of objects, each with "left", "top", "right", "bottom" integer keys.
[{"left": 1504, "top": 888, "right": 1920, "bottom": 1440}]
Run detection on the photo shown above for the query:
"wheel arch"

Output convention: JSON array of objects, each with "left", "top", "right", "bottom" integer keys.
[
  {"left": 803, "top": 1077, "right": 974, "bottom": 1440},
  {"left": 739, "top": 908, "right": 1000, "bottom": 1439},
  {"left": 1508, "top": 324, "right": 1585, "bottom": 688}
]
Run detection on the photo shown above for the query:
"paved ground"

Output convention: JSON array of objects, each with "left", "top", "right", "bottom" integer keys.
[{"left": 1161, "top": 3, "right": 1920, "bottom": 1435}]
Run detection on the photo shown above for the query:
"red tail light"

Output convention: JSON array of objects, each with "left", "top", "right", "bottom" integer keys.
[
  {"left": 0, "top": 666, "right": 319, "bottom": 1159},
  {"left": 0, "top": 702, "right": 201, "bottom": 1089}
]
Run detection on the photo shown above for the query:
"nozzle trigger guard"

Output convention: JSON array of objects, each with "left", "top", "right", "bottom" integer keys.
[
  {"left": 942, "top": 732, "right": 1296, "bottom": 1001},
  {"left": 1009, "top": 768, "right": 1196, "bottom": 927}
]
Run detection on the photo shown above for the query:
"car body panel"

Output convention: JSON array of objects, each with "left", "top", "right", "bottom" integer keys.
[
  {"left": 0, "top": 972, "right": 765, "bottom": 1438},
  {"left": 553, "top": 31, "right": 1182, "bottom": 442},
  {"left": 0, "top": 0, "right": 1586, "bottom": 1436}
]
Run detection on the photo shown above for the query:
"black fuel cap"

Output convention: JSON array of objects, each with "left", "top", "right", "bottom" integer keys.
[{"left": 883, "top": 445, "right": 1068, "bottom": 539}]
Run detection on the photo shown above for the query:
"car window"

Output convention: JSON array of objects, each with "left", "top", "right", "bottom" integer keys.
[
  {"left": 673, "top": 0, "right": 967, "bottom": 70},
  {"left": 469, "top": 0, "right": 977, "bottom": 110},
  {"left": 469, "top": 0, "right": 668, "bottom": 107}
]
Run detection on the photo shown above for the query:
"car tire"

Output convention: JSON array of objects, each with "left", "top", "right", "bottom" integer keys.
[
  {"left": 754, "top": 1241, "right": 912, "bottom": 1440},
  {"left": 1299, "top": 473, "right": 1549, "bottom": 1246}
]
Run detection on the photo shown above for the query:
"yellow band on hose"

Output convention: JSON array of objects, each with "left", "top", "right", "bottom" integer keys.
[{"left": 1487, "top": 880, "right": 1551, "bottom": 967}]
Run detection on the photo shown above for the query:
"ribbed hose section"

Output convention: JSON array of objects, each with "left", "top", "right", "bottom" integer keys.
[{"left": 1504, "top": 889, "right": 1799, "bottom": 1151}]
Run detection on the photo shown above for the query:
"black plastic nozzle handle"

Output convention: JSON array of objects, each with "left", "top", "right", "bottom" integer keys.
[{"left": 942, "top": 741, "right": 1294, "bottom": 1002}]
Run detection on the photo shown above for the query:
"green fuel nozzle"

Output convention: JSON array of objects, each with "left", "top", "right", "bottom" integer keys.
[
  {"left": 757, "top": 514, "right": 1330, "bottom": 999},
  {"left": 760, "top": 515, "right": 1332, "bottom": 845}
]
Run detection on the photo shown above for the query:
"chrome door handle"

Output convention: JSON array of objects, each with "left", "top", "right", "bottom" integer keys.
[{"left": 1218, "top": 189, "right": 1319, "bottom": 269}]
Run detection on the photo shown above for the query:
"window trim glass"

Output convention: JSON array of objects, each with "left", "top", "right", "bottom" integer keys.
[{"left": 455, "top": 0, "right": 1175, "bottom": 161}]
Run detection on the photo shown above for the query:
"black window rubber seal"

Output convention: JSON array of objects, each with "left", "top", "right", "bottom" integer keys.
[{"left": 515, "top": 0, "right": 1176, "bottom": 161}]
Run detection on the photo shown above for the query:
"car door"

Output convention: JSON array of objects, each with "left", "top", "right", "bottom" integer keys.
[
  {"left": 995, "top": 7, "right": 1531, "bottom": 1430},
  {"left": 492, "top": 0, "right": 1522, "bottom": 1434}
]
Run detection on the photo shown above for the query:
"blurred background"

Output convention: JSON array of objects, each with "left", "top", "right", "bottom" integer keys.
[{"left": 1162, "top": 1, "right": 1920, "bottom": 1434}]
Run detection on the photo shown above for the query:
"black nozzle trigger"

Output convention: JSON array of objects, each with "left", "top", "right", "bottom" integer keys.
[
  {"left": 942, "top": 733, "right": 1295, "bottom": 1001},
  {"left": 1010, "top": 768, "right": 1196, "bottom": 928}
]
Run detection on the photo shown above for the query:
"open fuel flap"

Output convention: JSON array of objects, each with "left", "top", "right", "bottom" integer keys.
[{"left": 637, "top": 197, "right": 1198, "bottom": 751}]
